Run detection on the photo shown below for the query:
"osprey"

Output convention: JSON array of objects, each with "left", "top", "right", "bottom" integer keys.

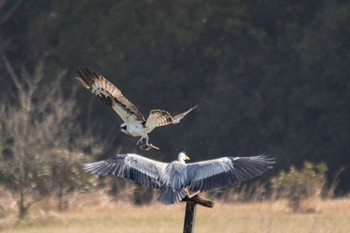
[
  {"left": 76, "top": 67, "right": 197, "bottom": 150},
  {"left": 84, "top": 152, "right": 275, "bottom": 205}
]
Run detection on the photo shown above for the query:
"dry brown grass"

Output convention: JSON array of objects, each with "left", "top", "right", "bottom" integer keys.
[{"left": 1, "top": 192, "right": 350, "bottom": 233}]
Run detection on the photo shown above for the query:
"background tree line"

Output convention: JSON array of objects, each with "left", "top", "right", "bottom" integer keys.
[{"left": 1, "top": 0, "right": 349, "bottom": 214}]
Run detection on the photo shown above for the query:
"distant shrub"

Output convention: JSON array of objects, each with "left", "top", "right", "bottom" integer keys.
[{"left": 271, "top": 161, "right": 327, "bottom": 212}]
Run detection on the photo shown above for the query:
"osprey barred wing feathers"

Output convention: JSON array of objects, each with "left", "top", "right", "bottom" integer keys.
[
  {"left": 76, "top": 67, "right": 145, "bottom": 123},
  {"left": 145, "top": 105, "right": 197, "bottom": 131}
]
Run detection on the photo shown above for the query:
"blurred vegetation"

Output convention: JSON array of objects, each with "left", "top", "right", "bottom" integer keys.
[
  {"left": 271, "top": 161, "right": 328, "bottom": 212},
  {"left": 0, "top": 0, "right": 350, "bottom": 220},
  {"left": 0, "top": 58, "right": 97, "bottom": 218}
]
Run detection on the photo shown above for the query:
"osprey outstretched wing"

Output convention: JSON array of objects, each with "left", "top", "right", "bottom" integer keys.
[
  {"left": 145, "top": 106, "right": 197, "bottom": 132},
  {"left": 76, "top": 67, "right": 197, "bottom": 150},
  {"left": 76, "top": 67, "right": 145, "bottom": 124}
]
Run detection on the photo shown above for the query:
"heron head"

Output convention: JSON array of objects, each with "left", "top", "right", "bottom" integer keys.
[{"left": 178, "top": 152, "right": 190, "bottom": 163}]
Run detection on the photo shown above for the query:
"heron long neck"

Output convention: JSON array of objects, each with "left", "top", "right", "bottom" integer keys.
[
  {"left": 179, "top": 158, "right": 186, "bottom": 164},
  {"left": 178, "top": 153, "right": 186, "bottom": 164}
]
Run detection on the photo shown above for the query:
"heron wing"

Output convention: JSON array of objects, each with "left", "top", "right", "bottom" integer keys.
[
  {"left": 76, "top": 67, "right": 145, "bottom": 123},
  {"left": 186, "top": 155, "right": 275, "bottom": 192},
  {"left": 84, "top": 153, "right": 168, "bottom": 189},
  {"left": 145, "top": 105, "right": 197, "bottom": 131}
]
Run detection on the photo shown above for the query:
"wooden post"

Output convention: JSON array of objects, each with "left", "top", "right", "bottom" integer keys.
[
  {"left": 183, "top": 200, "right": 197, "bottom": 233},
  {"left": 182, "top": 195, "right": 214, "bottom": 233}
]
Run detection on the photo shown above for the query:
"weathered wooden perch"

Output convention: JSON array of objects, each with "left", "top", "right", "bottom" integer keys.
[
  {"left": 181, "top": 194, "right": 214, "bottom": 208},
  {"left": 182, "top": 195, "right": 214, "bottom": 233}
]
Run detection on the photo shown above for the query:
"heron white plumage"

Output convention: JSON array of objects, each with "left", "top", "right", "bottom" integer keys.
[
  {"left": 76, "top": 67, "right": 197, "bottom": 150},
  {"left": 84, "top": 152, "right": 275, "bottom": 205}
]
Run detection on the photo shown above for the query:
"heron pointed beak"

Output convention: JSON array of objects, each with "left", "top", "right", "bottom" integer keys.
[{"left": 184, "top": 155, "right": 190, "bottom": 160}]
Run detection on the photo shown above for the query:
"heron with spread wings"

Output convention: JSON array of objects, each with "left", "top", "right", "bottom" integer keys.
[
  {"left": 84, "top": 152, "right": 275, "bottom": 205},
  {"left": 76, "top": 67, "right": 197, "bottom": 150}
]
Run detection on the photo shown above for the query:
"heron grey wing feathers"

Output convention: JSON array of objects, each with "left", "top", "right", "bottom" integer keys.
[
  {"left": 157, "top": 188, "right": 187, "bottom": 205},
  {"left": 187, "top": 155, "right": 275, "bottom": 192},
  {"left": 84, "top": 154, "right": 167, "bottom": 189},
  {"left": 76, "top": 67, "right": 145, "bottom": 123},
  {"left": 157, "top": 162, "right": 189, "bottom": 205}
]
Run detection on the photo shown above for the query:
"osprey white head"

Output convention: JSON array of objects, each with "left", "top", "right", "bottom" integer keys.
[{"left": 120, "top": 123, "right": 129, "bottom": 135}]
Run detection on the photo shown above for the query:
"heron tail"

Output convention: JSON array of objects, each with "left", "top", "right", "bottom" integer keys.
[{"left": 158, "top": 188, "right": 187, "bottom": 205}]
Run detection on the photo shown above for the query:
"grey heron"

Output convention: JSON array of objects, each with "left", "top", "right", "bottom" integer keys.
[
  {"left": 76, "top": 67, "right": 197, "bottom": 150},
  {"left": 84, "top": 152, "right": 275, "bottom": 205}
]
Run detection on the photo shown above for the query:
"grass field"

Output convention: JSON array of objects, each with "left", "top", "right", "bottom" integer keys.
[
  {"left": 1, "top": 195, "right": 350, "bottom": 233},
  {"left": 0, "top": 189, "right": 350, "bottom": 233}
]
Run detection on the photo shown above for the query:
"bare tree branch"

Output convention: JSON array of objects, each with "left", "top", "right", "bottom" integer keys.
[
  {"left": 0, "top": 0, "right": 23, "bottom": 24},
  {"left": 0, "top": 57, "right": 95, "bottom": 218},
  {"left": 2, "top": 55, "right": 22, "bottom": 92}
]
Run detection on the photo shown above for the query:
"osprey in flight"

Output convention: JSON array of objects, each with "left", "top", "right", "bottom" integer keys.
[
  {"left": 84, "top": 152, "right": 275, "bottom": 205},
  {"left": 76, "top": 67, "right": 197, "bottom": 150}
]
